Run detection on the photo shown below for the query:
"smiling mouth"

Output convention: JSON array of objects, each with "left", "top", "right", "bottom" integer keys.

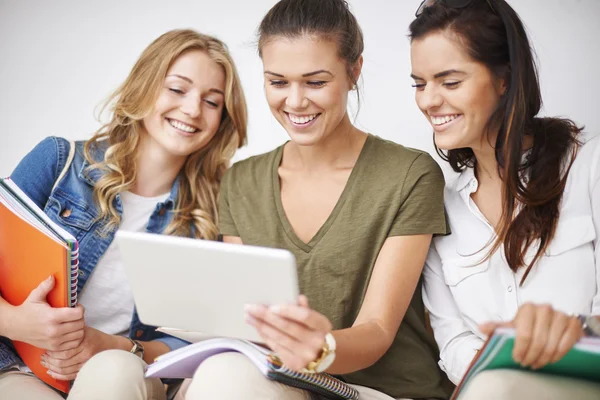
[
  {"left": 285, "top": 112, "right": 321, "bottom": 125},
  {"left": 167, "top": 118, "right": 199, "bottom": 133},
  {"left": 430, "top": 114, "right": 461, "bottom": 126}
]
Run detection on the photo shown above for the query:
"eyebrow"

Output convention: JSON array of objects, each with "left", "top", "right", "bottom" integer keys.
[
  {"left": 264, "top": 70, "right": 334, "bottom": 78},
  {"left": 411, "top": 69, "right": 467, "bottom": 80},
  {"left": 166, "top": 74, "right": 224, "bottom": 96}
]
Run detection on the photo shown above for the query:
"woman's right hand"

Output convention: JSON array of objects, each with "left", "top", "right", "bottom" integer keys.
[{"left": 7, "top": 276, "right": 85, "bottom": 351}]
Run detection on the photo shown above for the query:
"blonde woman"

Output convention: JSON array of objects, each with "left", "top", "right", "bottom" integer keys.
[{"left": 0, "top": 29, "right": 247, "bottom": 400}]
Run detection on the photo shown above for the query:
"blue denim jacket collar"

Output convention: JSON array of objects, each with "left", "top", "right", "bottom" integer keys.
[{"left": 78, "top": 140, "right": 180, "bottom": 211}]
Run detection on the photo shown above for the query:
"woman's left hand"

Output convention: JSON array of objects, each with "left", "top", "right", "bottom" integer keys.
[
  {"left": 42, "top": 326, "right": 118, "bottom": 380},
  {"left": 245, "top": 294, "right": 333, "bottom": 371},
  {"left": 480, "top": 303, "right": 583, "bottom": 370}
]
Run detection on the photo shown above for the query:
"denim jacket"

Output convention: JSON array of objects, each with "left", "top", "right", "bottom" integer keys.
[{"left": 0, "top": 136, "right": 188, "bottom": 370}]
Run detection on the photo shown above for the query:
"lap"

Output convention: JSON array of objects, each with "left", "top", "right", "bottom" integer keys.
[{"left": 176, "top": 352, "right": 401, "bottom": 400}]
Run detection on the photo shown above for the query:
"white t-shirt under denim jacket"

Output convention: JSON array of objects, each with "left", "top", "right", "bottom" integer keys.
[{"left": 423, "top": 132, "right": 600, "bottom": 384}]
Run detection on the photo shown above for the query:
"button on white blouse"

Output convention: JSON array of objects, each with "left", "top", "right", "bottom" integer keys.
[{"left": 423, "top": 133, "right": 600, "bottom": 384}]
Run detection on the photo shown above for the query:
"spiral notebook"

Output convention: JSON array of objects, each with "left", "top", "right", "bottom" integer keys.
[
  {"left": 0, "top": 177, "right": 79, "bottom": 393},
  {"left": 146, "top": 337, "right": 359, "bottom": 400}
]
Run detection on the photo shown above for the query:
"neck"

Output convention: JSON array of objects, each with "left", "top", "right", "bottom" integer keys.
[
  {"left": 472, "top": 134, "right": 501, "bottom": 182},
  {"left": 284, "top": 114, "right": 367, "bottom": 172},
  {"left": 131, "top": 135, "right": 185, "bottom": 197}
]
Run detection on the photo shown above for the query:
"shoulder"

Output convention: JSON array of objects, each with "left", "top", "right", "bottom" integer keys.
[
  {"left": 366, "top": 135, "right": 443, "bottom": 181},
  {"left": 222, "top": 145, "right": 283, "bottom": 189}
]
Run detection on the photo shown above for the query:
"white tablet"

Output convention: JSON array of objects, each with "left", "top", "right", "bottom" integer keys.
[{"left": 116, "top": 231, "right": 299, "bottom": 343}]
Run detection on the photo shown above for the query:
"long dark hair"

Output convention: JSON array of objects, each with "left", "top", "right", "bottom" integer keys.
[
  {"left": 410, "top": 0, "right": 582, "bottom": 283},
  {"left": 257, "top": 0, "right": 364, "bottom": 93}
]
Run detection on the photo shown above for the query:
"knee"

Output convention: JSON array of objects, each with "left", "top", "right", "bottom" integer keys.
[
  {"left": 80, "top": 349, "right": 145, "bottom": 381},
  {"left": 185, "top": 353, "right": 266, "bottom": 398},
  {"left": 72, "top": 350, "right": 146, "bottom": 395}
]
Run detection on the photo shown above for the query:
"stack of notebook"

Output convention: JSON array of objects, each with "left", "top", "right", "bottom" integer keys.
[{"left": 0, "top": 177, "right": 79, "bottom": 393}]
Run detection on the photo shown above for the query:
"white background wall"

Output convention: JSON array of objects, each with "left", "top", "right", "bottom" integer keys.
[{"left": 1, "top": 0, "right": 598, "bottom": 178}]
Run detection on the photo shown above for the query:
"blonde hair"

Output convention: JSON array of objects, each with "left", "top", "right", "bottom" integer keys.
[{"left": 84, "top": 29, "right": 247, "bottom": 239}]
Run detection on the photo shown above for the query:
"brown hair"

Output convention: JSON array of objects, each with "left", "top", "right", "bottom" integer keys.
[
  {"left": 410, "top": 0, "right": 582, "bottom": 283},
  {"left": 257, "top": 0, "right": 364, "bottom": 92},
  {"left": 85, "top": 29, "right": 247, "bottom": 240}
]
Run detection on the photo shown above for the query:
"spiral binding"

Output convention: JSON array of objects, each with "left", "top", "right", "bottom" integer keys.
[{"left": 266, "top": 355, "right": 359, "bottom": 399}]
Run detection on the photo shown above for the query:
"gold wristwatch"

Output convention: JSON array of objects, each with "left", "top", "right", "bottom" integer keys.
[
  {"left": 303, "top": 333, "right": 336, "bottom": 374},
  {"left": 126, "top": 337, "right": 145, "bottom": 359}
]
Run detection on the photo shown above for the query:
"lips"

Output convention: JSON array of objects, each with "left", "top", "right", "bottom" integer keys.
[{"left": 167, "top": 118, "right": 199, "bottom": 133}]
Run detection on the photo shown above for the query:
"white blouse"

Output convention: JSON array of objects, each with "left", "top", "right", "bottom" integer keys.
[{"left": 423, "top": 132, "right": 600, "bottom": 384}]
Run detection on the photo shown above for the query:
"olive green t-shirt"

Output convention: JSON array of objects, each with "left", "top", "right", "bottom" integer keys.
[{"left": 219, "top": 134, "right": 450, "bottom": 399}]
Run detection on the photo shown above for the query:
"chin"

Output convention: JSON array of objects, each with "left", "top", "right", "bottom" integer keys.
[
  {"left": 287, "top": 131, "right": 324, "bottom": 147},
  {"left": 434, "top": 134, "right": 466, "bottom": 152}
]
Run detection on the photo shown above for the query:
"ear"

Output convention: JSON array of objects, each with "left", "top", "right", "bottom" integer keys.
[
  {"left": 349, "top": 55, "right": 364, "bottom": 89},
  {"left": 496, "top": 65, "right": 510, "bottom": 95}
]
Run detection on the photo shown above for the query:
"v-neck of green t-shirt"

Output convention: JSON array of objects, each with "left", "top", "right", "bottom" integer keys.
[{"left": 271, "top": 134, "right": 373, "bottom": 253}]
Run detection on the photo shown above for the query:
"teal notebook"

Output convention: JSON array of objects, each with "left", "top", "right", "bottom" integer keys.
[{"left": 452, "top": 327, "right": 600, "bottom": 399}]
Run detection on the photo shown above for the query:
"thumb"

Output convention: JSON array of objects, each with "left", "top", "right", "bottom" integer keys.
[
  {"left": 25, "top": 275, "right": 55, "bottom": 303},
  {"left": 479, "top": 322, "right": 500, "bottom": 337},
  {"left": 297, "top": 294, "right": 310, "bottom": 308}
]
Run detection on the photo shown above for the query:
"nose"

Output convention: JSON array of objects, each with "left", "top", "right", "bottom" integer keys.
[
  {"left": 417, "top": 84, "right": 443, "bottom": 112},
  {"left": 285, "top": 84, "right": 308, "bottom": 109},
  {"left": 181, "top": 93, "right": 202, "bottom": 118}
]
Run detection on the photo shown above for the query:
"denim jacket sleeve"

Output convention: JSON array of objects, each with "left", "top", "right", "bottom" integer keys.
[{"left": 10, "top": 137, "right": 71, "bottom": 209}]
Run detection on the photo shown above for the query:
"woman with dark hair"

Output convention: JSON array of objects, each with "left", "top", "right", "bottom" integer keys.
[
  {"left": 176, "top": 0, "right": 450, "bottom": 399},
  {"left": 410, "top": 1, "right": 600, "bottom": 398}
]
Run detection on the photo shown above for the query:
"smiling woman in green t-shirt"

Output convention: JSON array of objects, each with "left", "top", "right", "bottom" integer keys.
[{"left": 177, "top": 1, "right": 449, "bottom": 399}]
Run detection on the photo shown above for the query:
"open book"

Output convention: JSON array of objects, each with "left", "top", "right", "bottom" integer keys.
[
  {"left": 0, "top": 177, "right": 79, "bottom": 393},
  {"left": 452, "top": 327, "right": 600, "bottom": 399},
  {"left": 148, "top": 333, "right": 359, "bottom": 400}
]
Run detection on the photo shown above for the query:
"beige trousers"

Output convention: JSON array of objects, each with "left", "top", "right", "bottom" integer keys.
[
  {"left": 68, "top": 349, "right": 166, "bottom": 400},
  {"left": 0, "top": 350, "right": 165, "bottom": 400},
  {"left": 458, "top": 369, "right": 600, "bottom": 400},
  {"left": 175, "top": 352, "right": 406, "bottom": 400},
  {"left": 0, "top": 368, "right": 66, "bottom": 400}
]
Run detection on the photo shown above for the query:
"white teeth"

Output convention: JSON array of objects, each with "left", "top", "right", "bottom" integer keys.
[
  {"left": 288, "top": 113, "right": 318, "bottom": 124},
  {"left": 168, "top": 119, "right": 197, "bottom": 133},
  {"left": 431, "top": 114, "right": 460, "bottom": 126}
]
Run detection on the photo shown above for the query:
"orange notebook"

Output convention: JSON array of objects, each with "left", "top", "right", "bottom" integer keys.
[{"left": 0, "top": 178, "right": 79, "bottom": 393}]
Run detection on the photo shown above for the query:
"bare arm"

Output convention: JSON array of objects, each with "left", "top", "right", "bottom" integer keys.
[{"left": 228, "top": 234, "right": 432, "bottom": 374}]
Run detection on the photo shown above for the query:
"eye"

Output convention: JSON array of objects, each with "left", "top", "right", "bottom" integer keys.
[
  {"left": 307, "top": 81, "right": 326, "bottom": 88},
  {"left": 443, "top": 81, "right": 461, "bottom": 89},
  {"left": 412, "top": 83, "right": 426, "bottom": 91},
  {"left": 269, "top": 80, "right": 287, "bottom": 88},
  {"left": 204, "top": 99, "right": 220, "bottom": 108},
  {"left": 169, "top": 88, "right": 184, "bottom": 95}
]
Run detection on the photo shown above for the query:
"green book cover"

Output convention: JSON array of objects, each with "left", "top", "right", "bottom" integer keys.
[{"left": 453, "top": 327, "right": 600, "bottom": 399}]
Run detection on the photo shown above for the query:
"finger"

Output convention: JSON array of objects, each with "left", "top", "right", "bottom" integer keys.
[
  {"left": 512, "top": 304, "right": 537, "bottom": 364},
  {"left": 26, "top": 276, "right": 55, "bottom": 303},
  {"left": 260, "top": 310, "right": 319, "bottom": 343},
  {"left": 267, "top": 339, "right": 308, "bottom": 372},
  {"left": 58, "top": 329, "right": 85, "bottom": 347},
  {"left": 259, "top": 322, "right": 320, "bottom": 368},
  {"left": 46, "top": 345, "right": 84, "bottom": 361},
  {"left": 43, "top": 351, "right": 84, "bottom": 369},
  {"left": 47, "top": 366, "right": 82, "bottom": 381},
  {"left": 531, "top": 311, "right": 569, "bottom": 369},
  {"left": 52, "top": 307, "right": 85, "bottom": 323},
  {"left": 270, "top": 304, "right": 331, "bottom": 332},
  {"left": 520, "top": 304, "right": 553, "bottom": 366},
  {"left": 552, "top": 315, "right": 583, "bottom": 363},
  {"left": 55, "top": 319, "right": 86, "bottom": 337}
]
